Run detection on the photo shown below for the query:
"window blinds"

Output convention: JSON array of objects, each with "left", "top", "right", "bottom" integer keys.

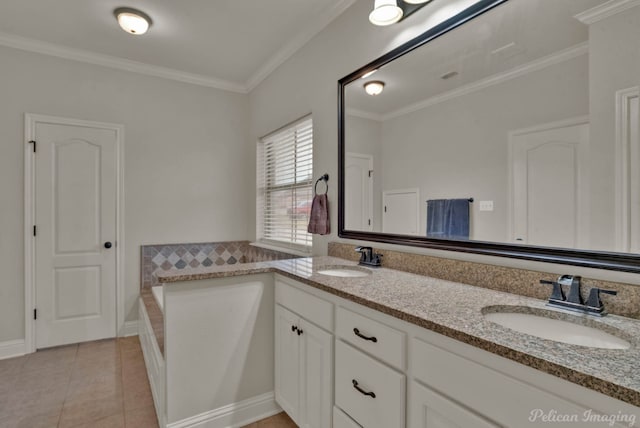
[{"left": 257, "top": 115, "right": 313, "bottom": 251}]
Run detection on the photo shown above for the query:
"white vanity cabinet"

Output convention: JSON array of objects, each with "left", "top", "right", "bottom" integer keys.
[
  {"left": 409, "top": 380, "right": 498, "bottom": 428},
  {"left": 274, "top": 275, "right": 638, "bottom": 428},
  {"left": 275, "top": 278, "right": 334, "bottom": 428}
]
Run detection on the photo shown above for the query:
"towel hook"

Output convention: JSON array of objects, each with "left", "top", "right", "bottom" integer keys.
[{"left": 314, "top": 173, "right": 329, "bottom": 195}]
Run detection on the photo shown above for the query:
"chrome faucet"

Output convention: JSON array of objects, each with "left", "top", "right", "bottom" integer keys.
[
  {"left": 539, "top": 275, "right": 617, "bottom": 316},
  {"left": 355, "top": 246, "right": 383, "bottom": 267}
]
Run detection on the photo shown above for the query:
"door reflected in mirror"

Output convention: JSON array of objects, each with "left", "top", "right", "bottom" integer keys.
[{"left": 342, "top": 0, "right": 640, "bottom": 254}]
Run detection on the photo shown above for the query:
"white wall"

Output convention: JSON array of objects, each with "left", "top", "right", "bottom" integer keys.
[
  {"left": 249, "top": 0, "right": 640, "bottom": 286},
  {"left": 378, "top": 55, "right": 588, "bottom": 241},
  {"left": 588, "top": 7, "right": 640, "bottom": 251},
  {"left": 0, "top": 46, "right": 252, "bottom": 343}
]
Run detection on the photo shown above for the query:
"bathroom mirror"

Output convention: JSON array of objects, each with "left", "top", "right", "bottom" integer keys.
[{"left": 338, "top": 0, "right": 640, "bottom": 272}]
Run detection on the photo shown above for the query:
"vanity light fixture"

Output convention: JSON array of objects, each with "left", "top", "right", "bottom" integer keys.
[
  {"left": 114, "top": 7, "right": 152, "bottom": 35},
  {"left": 364, "top": 81, "right": 385, "bottom": 96},
  {"left": 369, "top": 0, "right": 404, "bottom": 26}
]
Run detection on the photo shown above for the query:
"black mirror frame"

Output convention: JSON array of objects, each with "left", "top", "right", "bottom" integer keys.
[{"left": 338, "top": 0, "right": 640, "bottom": 273}]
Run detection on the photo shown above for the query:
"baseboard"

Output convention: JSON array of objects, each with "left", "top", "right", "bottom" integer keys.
[
  {"left": 0, "top": 339, "right": 26, "bottom": 360},
  {"left": 166, "top": 392, "right": 281, "bottom": 428},
  {"left": 122, "top": 320, "right": 139, "bottom": 337}
]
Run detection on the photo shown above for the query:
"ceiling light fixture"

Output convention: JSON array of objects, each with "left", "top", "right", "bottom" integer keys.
[
  {"left": 114, "top": 7, "right": 152, "bottom": 35},
  {"left": 364, "top": 81, "right": 385, "bottom": 96},
  {"left": 369, "top": 0, "right": 403, "bottom": 26}
]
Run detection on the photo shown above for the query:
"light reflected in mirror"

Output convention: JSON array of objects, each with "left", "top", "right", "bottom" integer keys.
[{"left": 343, "top": 0, "right": 640, "bottom": 254}]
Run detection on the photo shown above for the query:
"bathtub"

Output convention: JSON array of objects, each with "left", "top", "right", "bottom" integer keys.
[{"left": 151, "top": 286, "right": 163, "bottom": 311}]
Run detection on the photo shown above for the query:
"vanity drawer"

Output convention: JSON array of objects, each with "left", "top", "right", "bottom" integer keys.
[
  {"left": 335, "top": 340, "right": 405, "bottom": 428},
  {"left": 333, "top": 406, "right": 362, "bottom": 428},
  {"left": 336, "top": 306, "right": 406, "bottom": 370},
  {"left": 275, "top": 277, "right": 333, "bottom": 331}
]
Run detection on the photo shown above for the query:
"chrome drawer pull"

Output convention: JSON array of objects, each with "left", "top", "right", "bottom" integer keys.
[
  {"left": 352, "top": 379, "right": 376, "bottom": 398},
  {"left": 353, "top": 328, "right": 377, "bottom": 343}
]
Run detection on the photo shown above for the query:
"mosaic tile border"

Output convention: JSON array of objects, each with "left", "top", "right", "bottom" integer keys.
[{"left": 140, "top": 241, "right": 299, "bottom": 289}]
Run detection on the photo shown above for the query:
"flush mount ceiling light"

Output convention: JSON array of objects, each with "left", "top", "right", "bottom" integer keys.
[
  {"left": 114, "top": 7, "right": 152, "bottom": 35},
  {"left": 369, "top": 0, "right": 403, "bottom": 26},
  {"left": 364, "top": 81, "right": 385, "bottom": 96},
  {"left": 369, "top": 0, "right": 433, "bottom": 26}
]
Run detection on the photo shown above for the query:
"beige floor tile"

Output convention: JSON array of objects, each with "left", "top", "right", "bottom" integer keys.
[
  {"left": 58, "top": 395, "right": 124, "bottom": 428},
  {"left": 124, "top": 406, "right": 159, "bottom": 428},
  {"left": 65, "top": 371, "right": 123, "bottom": 403},
  {"left": 123, "top": 377, "right": 153, "bottom": 412},
  {"left": 22, "top": 345, "right": 77, "bottom": 373},
  {"left": 0, "top": 356, "right": 27, "bottom": 377},
  {"left": 69, "top": 412, "right": 125, "bottom": 428},
  {"left": 0, "top": 407, "right": 61, "bottom": 428}
]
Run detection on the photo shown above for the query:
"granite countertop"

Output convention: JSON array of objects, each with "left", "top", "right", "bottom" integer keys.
[{"left": 156, "top": 256, "right": 640, "bottom": 407}]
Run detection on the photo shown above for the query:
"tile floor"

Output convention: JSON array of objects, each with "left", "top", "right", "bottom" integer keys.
[
  {"left": 0, "top": 337, "right": 297, "bottom": 428},
  {"left": 0, "top": 337, "right": 157, "bottom": 428},
  {"left": 240, "top": 412, "right": 297, "bottom": 428}
]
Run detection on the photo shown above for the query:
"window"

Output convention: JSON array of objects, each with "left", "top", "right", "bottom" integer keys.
[{"left": 257, "top": 115, "right": 313, "bottom": 252}]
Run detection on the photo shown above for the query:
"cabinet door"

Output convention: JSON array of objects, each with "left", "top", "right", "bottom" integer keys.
[
  {"left": 275, "top": 305, "right": 301, "bottom": 423},
  {"left": 409, "top": 381, "right": 498, "bottom": 428},
  {"left": 299, "top": 319, "right": 333, "bottom": 428}
]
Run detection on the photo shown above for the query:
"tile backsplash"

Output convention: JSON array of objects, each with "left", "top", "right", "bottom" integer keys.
[
  {"left": 328, "top": 242, "right": 640, "bottom": 319},
  {"left": 141, "top": 241, "right": 299, "bottom": 288}
]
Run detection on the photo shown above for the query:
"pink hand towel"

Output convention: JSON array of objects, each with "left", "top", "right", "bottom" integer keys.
[{"left": 307, "top": 194, "right": 330, "bottom": 235}]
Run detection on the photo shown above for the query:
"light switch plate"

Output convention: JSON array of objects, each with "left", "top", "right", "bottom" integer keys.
[{"left": 479, "top": 200, "right": 494, "bottom": 211}]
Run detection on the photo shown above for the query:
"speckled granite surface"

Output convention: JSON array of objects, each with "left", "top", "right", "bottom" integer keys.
[
  {"left": 328, "top": 242, "right": 640, "bottom": 319},
  {"left": 155, "top": 256, "right": 640, "bottom": 407}
]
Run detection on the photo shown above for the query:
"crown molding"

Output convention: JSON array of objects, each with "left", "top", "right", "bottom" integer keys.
[
  {"left": 382, "top": 42, "right": 588, "bottom": 121},
  {"left": 244, "top": 0, "right": 357, "bottom": 91},
  {"left": 346, "top": 108, "right": 383, "bottom": 122},
  {"left": 0, "top": 31, "right": 248, "bottom": 93},
  {"left": 574, "top": 0, "right": 640, "bottom": 25}
]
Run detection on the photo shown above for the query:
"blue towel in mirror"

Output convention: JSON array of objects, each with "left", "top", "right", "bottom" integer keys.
[{"left": 426, "top": 199, "right": 470, "bottom": 240}]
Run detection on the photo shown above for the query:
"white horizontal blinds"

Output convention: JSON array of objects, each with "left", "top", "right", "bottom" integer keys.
[{"left": 258, "top": 115, "right": 313, "bottom": 251}]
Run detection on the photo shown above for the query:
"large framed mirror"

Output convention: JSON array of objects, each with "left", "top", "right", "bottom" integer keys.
[{"left": 338, "top": 0, "right": 640, "bottom": 272}]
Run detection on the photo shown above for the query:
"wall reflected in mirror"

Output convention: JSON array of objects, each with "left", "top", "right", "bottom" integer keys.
[{"left": 343, "top": 0, "right": 640, "bottom": 254}]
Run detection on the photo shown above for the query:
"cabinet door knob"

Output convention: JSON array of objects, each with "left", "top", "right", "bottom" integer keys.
[
  {"left": 352, "top": 379, "right": 375, "bottom": 398},
  {"left": 353, "top": 328, "right": 377, "bottom": 343},
  {"left": 104, "top": 242, "right": 113, "bottom": 249}
]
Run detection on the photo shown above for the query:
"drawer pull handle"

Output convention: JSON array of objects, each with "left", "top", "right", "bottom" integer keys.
[
  {"left": 352, "top": 379, "right": 376, "bottom": 398},
  {"left": 353, "top": 328, "right": 377, "bottom": 343},
  {"left": 291, "top": 325, "right": 298, "bottom": 333}
]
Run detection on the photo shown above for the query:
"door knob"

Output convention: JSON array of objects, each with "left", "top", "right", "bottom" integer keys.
[{"left": 104, "top": 242, "right": 113, "bottom": 249}]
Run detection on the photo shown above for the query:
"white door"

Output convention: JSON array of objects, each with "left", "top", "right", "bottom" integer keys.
[
  {"left": 409, "top": 381, "right": 498, "bottom": 428},
  {"left": 383, "top": 188, "right": 420, "bottom": 235},
  {"left": 299, "top": 319, "right": 332, "bottom": 428},
  {"left": 616, "top": 88, "right": 640, "bottom": 253},
  {"left": 345, "top": 153, "right": 373, "bottom": 231},
  {"left": 33, "top": 119, "right": 118, "bottom": 348},
  {"left": 275, "top": 305, "right": 301, "bottom": 423},
  {"left": 510, "top": 121, "right": 588, "bottom": 248}
]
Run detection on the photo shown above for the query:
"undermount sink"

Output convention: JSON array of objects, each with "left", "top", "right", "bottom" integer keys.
[
  {"left": 316, "top": 266, "right": 372, "bottom": 278},
  {"left": 483, "top": 306, "right": 631, "bottom": 350}
]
